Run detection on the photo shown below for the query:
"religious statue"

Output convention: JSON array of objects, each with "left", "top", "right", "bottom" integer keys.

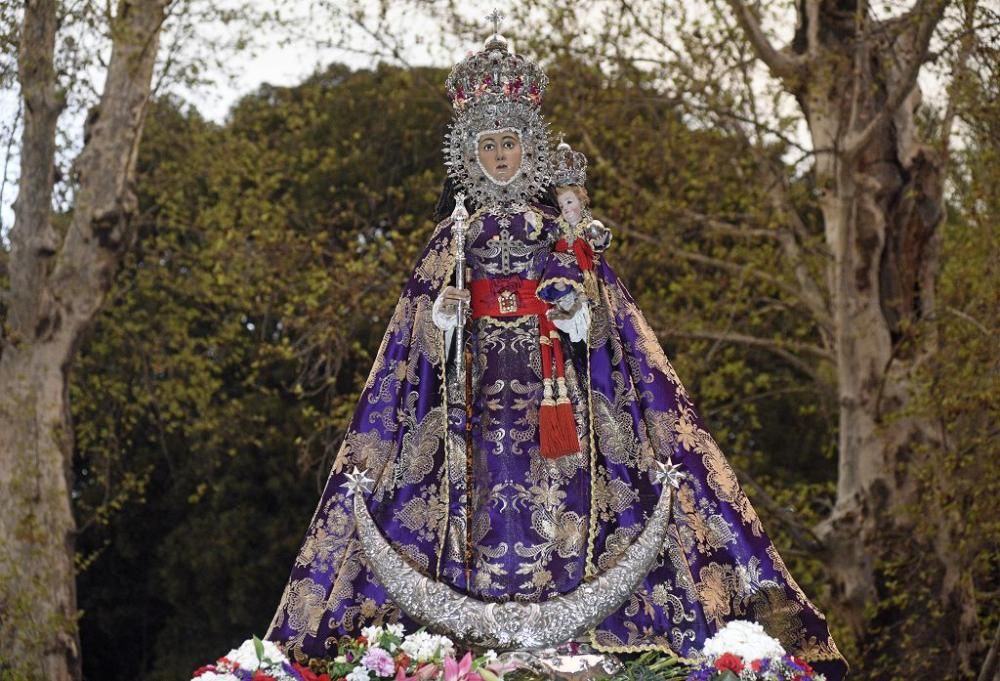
[{"left": 265, "top": 17, "right": 848, "bottom": 681}]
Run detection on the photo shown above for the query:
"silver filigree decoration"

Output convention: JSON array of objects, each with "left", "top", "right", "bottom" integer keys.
[
  {"left": 552, "top": 137, "right": 588, "bottom": 187},
  {"left": 654, "top": 457, "right": 686, "bottom": 489},
  {"left": 443, "top": 28, "right": 552, "bottom": 215},
  {"left": 353, "top": 483, "right": 675, "bottom": 650},
  {"left": 342, "top": 467, "right": 375, "bottom": 497}
]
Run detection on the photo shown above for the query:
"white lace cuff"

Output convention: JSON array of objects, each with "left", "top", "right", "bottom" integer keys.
[
  {"left": 552, "top": 300, "right": 590, "bottom": 343},
  {"left": 433, "top": 292, "right": 460, "bottom": 357}
]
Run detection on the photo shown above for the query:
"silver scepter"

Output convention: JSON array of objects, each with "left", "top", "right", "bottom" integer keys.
[{"left": 450, "top": 193, "right": 470, "bottom": 386}]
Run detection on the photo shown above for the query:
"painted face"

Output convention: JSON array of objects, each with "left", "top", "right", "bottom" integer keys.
[
  {"left": 477, "top": 131, "right": 523, "bottom": 184},
  {"left": 557, "top": 188, "right": 583, "bottom": 226}
]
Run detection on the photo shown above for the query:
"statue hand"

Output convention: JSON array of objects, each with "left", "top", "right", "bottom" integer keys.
[{"left": 438, "top": 286, "right": 470, "bottom": 316}]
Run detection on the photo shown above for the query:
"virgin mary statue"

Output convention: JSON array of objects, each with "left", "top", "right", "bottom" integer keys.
[{"left": 266, "top": 24, "right": 847, "bottom": 681}]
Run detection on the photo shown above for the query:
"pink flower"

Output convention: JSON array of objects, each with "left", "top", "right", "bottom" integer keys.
[
  {"left": 393, "top": 664, "right": 439, "bottom": 681},
  {"left": 443, "top": 653, "right": 474, "bottom": 681},
  {"left": 362, "top": 647, "right": 397, "bottom": 677},
  {"left": 415, "top": 664, "right": 438, "bottom": 680}
]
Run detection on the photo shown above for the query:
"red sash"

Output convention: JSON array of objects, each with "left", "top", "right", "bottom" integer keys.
[{"left": 467, "top": 277, "right": 580, "bottom": 458}]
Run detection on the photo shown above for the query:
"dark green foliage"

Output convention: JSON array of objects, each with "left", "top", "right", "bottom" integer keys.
[
  {"left": 73, "top": 63, "right": 451, "bottom": 680},
  {"left": 69, "top": 54, "right": 999, "bottom": 680}
]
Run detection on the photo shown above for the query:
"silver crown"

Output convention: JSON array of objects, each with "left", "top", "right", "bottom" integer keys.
[
  {"left": 442, "top": 11, "right": 553, "bottom": 214},
  {"left": 552, "top": 137, "right": 588, "bottom": 187},
  {"left": 444, "top": 10, "right": 548, "bottom": 111}
]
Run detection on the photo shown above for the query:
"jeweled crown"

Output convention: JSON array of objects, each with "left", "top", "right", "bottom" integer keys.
[
  {"left": 442, "top": 11, "right": 553, "bottom": 214},
  {"left": 444, "top": 31, "right": 548, "bottom": 112},
  {"left": 552, "top": 138, "right": 588, "bottom": 187}
]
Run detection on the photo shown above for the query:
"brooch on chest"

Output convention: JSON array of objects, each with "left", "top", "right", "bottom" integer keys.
[{"left": 497, "top": 290, "right": 519, "bottom": 314}]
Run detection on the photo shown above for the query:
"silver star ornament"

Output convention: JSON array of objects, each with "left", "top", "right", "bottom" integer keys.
[
  {"left": 341, "top": 466, "right": 375, "bottom": 497},
  {"left": 654, "top": 458, "right": 686, "bottom": 489}
]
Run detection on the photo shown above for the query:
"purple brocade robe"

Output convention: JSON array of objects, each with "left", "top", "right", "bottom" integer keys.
[{"left": 266, "top": 204, "right": 848, "bottom": 679}]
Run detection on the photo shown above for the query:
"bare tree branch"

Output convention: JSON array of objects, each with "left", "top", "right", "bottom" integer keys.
[
  {"left": 976, "top": 617, "right": 1000, "bottom": 681},
  {"left": 664, "top": 329, "right": 830, "bottom": 384},
  {"left": 723, "top": 0, "right": 805, "bottom": 81},
  {"left": 731, "top": 463, "right": 827, "bottom": 555},
  {"left": 7, "top": 0, "right": 63, "bottom": 340},
  {"left": 49, "top": 0, "right": 173, "bottom": 323},
  {"left": 678, "top": 209, "right": 782, "bottom": 241},
  {"left": 845, "top": 0, "right": 949, "bottom": 157},
  {"left": 667, "top": 328, "right": 833, "bottom": 361},
  {"left": 946, "top": 305, "right": 992, "bottom": 337},
  {"left": 939, "top": 0, "right": 979, "bottom": 159},
  {"left": 0, "top": 100, "right": 22, "bottom": 235},
  {"left": 754, "top": 158, "right": 834, "bottom": 336}
]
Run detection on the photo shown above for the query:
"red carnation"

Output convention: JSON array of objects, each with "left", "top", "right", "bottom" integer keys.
[
  {"left": 396, "top": 653, "right": 413, "bottom": 671},
  {"left": 193, "top": 665, "right": 216, "bottom": 678},
  {"left": 751, "top": 659, "right": 763, "bottom": 672},
  {"left": 292, "top": 663, "right": 331, "bottom": 681},
  {"left": 794, "top": 657, "right": 815, "bottom": 673},
  {"left": 252, "top": 672, "right": 277, "bottom": 681},
  {"left": 713, "top": 652, "right": 744, "bottom": 674}
]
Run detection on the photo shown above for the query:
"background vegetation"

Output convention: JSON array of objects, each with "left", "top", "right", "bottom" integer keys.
[
  {"left": 2, "top": 2, "right": 998, "bottom": 680},
  {"left": 68, "top": 54, "right": 998, "bottom": 679}
]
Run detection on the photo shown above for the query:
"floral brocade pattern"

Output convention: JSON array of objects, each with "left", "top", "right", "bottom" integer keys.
[{"left": 265, "top": 207, "right": 847, "bottom": 680}]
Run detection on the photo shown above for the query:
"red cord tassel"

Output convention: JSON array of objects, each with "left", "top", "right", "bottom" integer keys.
[{"left": 539, "top": 330, "right": 580, "bottom": 458}]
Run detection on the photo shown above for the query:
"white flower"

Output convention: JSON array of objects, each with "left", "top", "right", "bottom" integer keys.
[
  {"left": 400, "top": 631, "right": 455, "bottom": 663},
  {"left": 221, "top": 638, "right": 289, "bottom": 673},
  {"left": 433, "top": 634, "right": 455, "bottom": 660},
  {"left": 400, "top": 631, "right": 432, "bottom": 661},
  {"left": 362, "top": 625, "right": 385, "bottom": 642},
  {"left": 386, "top": 623, "right": 405, "bottom": 638},
  {"left": 192, "top": 674, "right": 240, "bottom": 681},
  {"left": 483, "top": 650, "right": 498, "bottom": 663},
  {"left": 347, "top": 667, "right": 371, "bottom": 681},
  {"left": 259, "top": 640, "right": 288, "bottom": 666},
  {"left": 702, "top": 620, "right": 786, "bottom": 661},
  {"left": 225, "top": 641, "right": 260, "bottom": 670}
]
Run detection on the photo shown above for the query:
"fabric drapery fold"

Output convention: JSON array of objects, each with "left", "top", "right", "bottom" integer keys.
[{"left": 266, "top": 208, "right": 848, "bottom": 681}]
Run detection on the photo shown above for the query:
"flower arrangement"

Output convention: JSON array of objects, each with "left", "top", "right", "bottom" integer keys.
[
  {"left": 191, "top": 637, "right": 303, "bottom": 681},
  {"left": 683, "top": 620, "right": 826, "bottom": 681},
  {"left": 191, "top": 627, "right": 512, "bottom": 681}
]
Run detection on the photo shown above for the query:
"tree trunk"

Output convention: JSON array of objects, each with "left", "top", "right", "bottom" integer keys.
[
  {"left": 804, "top": 0, "right": 976, "bottom": 670},
  {"left": 729, "top": 0, "right": 980, "bottom": 673},
  {"left": 0, "top": 0, "right": 169, "bottom": 677}
]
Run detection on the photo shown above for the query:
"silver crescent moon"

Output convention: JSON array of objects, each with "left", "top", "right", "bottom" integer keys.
[{"left": 353, "top": 486, "right": 674, "bottom": 650}]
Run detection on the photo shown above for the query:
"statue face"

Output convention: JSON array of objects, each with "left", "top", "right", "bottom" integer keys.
[
  {"left": 477, "top": 130, "right": 523, "bottom": 184},
  {"left": 557, "top": 188, "right": 583, "bottom": 226}
]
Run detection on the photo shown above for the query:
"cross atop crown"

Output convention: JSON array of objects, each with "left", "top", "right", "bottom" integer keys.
[{"left": 487, "top": 8, "right": 504, "bottom": 35}]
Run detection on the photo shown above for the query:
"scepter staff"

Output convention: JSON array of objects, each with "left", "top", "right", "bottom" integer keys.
[{"left": 450, "top": 193, "right": 470, "bottom": 388}]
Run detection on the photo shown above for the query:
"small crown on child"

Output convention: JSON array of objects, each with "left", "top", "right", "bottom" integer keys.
[{"left": 552, "top": 137, "right": 588, "bottom": 187}]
